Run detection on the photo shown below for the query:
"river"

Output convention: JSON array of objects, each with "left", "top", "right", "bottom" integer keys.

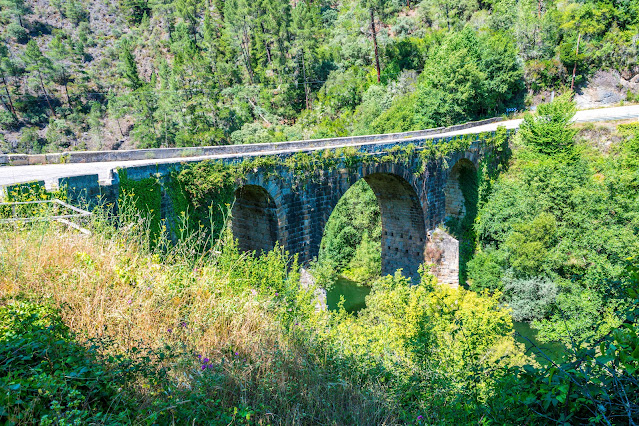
[{"left": 325, "top": 276, "right": 370, "bottom": 313}]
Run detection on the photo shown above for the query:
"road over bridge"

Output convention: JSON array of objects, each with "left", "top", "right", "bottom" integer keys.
[{"left": 1, "top": 105, "right": 638, "bottom": 189}]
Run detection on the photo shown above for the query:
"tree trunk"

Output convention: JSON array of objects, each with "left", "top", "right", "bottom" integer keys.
[
  {"left": 570, "top": 33, "right": 581, "bottom": 91},
  {"left": 38, "top": 70, "right": 56, "bottom": 118},
  {"left": 1, "top": 73, "right": 18, "bottom": 118},
  {"left": 538, "top": 0, "right": 542, "bottom": 18},
  {"left": 61, "top": 69, "right": 71, "bottom": 108},
  {"left": 116, "top": 117, "right": 125, "bottom": 138},
  {"left": 301, "top": 48, "right": 311, "bottom": 110},
  {"left": 241, "top": 19, "right": 255, "bottom": 84},
  {"left": 260, "top": 23, "right": 273, "bottom": 66},
  {"left": 370, "top": 8, "right": 381, "bottom": 84}
]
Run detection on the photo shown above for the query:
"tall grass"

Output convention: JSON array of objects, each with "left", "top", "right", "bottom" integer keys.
[{"left": 0, "top": 198, "right": 395, "bottom": 424}]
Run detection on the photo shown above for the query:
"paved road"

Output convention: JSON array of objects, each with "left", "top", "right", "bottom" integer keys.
[{"left": 2, "top": 105, "right": 638, "bottom": 190}]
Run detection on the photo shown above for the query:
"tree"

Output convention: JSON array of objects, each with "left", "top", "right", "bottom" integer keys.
[
  {"left": 119, "top": 41, "right": 143, "bottom": 90},
  {"left": 0, "top": 41, "right": 17, "bottom": 120},
  {"left": 175, "top": 0, "right": 203, "bottom": 40},
  {"left": 518, "top": 92, "right": 576, "bottom": 156},
  {"left": 23, "top": 40, "right": 56, "bottom": 118},
  {"left": 292, "top": 1, "right": 322, "bottom": 109},
  {"left": 119, "top": 0, "right": 151, "bottom": 25},
  {"left": 1, "top": 0, "right": 30, "bottom": 27},
  {"left": 360, "top": 0, "right": 389, "bottom": 83},
  {"left": 421, "top": 0, "right": 479, "bottom": 30}
]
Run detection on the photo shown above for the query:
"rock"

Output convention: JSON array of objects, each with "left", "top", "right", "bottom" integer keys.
[
  {"left": 299, "top": 267, "right": 327, "bottom": 311},
  {"left": 575, "top": 70, "right": 638, "bottom": 109}
]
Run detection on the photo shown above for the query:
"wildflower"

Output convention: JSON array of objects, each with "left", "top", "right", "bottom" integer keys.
[
  {"left": 250, "top": 289, "right": 257, "bottom": 296},
  {"left": 201, "top": 365, "right": 207, "bottom": 370},
  {"left": 203, "top": 358, "right": 209, "bottom": 363},
  {"left": 167, "top": 328, "right": 172, "bottom": 333},
  {"left": 180, "top": 321, "right": 187, "bottom": 327},
  {"left": 417, "top": 415, "right": 423, "bottom": 421},
  {"left": 234, "top": 352, "right": 239, "bottom": 356},
  {"left": 275, "top": 292, "right": 279, "bottom": 296},
  {"left": 197, "top": 354, "right": 202, "bottom": 359},
  {"left": 127, "top": 299, "right": 132, "bottom": 305}
]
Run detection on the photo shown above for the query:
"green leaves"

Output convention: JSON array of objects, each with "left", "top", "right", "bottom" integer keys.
[{"left": 519, "top": 92, "right": 577, "bottom": 157}]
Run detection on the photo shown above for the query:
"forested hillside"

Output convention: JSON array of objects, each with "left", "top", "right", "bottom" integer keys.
[{"left": 1, "top": 0, "right": 638, "bottom": 153}]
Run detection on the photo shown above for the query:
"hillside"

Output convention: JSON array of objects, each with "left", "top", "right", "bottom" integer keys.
[{"left": 1, "top": 0, "right": 638, "bottom": 154}]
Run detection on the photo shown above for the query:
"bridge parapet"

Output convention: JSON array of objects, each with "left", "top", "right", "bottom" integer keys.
[{"left": 0, "top": 117, "right": 502, "bottom": 167}]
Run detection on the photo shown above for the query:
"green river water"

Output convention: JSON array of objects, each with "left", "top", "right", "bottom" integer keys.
[{"left": 325, "top": 276, "right": 370, "bottom": 313}]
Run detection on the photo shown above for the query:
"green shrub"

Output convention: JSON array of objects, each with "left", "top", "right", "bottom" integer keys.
[
  {"left": 0, "top": 302, "right": 143, "bottom": 424},
  {"left": 518, "top": 92, "right": 577, "bottom": 157},
  {"left": 467, "top": 248, "right": 504, "bottom": 292},
  {"left": 509, "top": 263, "right": 639, "bottom": 424},
  {"left": 503, "top": 276, "right": 558, "bottom": 322},
  {"left": 7, "top": 22, "right": 29, "bottom": 43}
]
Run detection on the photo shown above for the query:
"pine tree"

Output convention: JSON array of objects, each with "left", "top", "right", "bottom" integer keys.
[
  {"left": 119, "top": 42, "right": 143, "bottom": 90},
  {"left": 23, "top": 40, "right": 56, "bottom": 117},
  {"left": 0, "top": 41, "right": 18, "bottom": 119}
]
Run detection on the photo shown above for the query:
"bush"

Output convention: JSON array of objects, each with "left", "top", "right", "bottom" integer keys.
[
  {"left": 0, "top": 110, "right": 17, "bottom": 131},
  {"left": 0, "top": 302, "right": 143, "bottom": 424},
  {"left": 503, "top": 276, "right": 558, "bottom": 322},
  {"left": 317, "top": 66, "right": 367, "bottom": 112},
  {"left": 518, "top": 92, "right": 577, "bottom": 156},
  {"left": 7, "top": 22, "right": 29, "bottom": 43},
  {"left": 17, "top": 127, "right": 42, "bottom": 153},
  {"left": 510, "top": 263, "right": 639, "bottom": 424},
  {"left": 467, "top": 248, "right": 504, "bottom": 292}
]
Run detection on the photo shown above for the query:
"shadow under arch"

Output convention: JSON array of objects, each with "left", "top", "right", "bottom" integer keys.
[
  {"left": 444, "top": 158, "right": 478, "bottom": 283},
  {"left": 231, "top": 185, "right": 279, "bottom": 253},
  {"left": 361, "top": 172, "right": 427, "bottom": 281},
  {"left": 445, "top": 158, "right": 477, "bottom": 222}
]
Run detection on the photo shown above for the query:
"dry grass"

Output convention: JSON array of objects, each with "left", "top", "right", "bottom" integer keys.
[{"left": 0, "top": 223, "right": 395, "bottom": 424}]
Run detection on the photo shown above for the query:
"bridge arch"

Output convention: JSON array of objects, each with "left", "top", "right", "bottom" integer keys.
[
  {"left": 318, "top": 170, "right": 427, "bottom": 281},
  {"left": 231, "top": 184, "right": 279, "bottom": 253},
  {"left": 363, "top": 173, "right": 427, "bottom": 279}
]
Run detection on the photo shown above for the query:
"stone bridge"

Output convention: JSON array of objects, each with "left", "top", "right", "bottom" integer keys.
[
  {"left": 55, "top": 132, "right": 506, "bottom": 287},
  {"left": 4, "top": 105, "right": 638, "bottom": 286}
]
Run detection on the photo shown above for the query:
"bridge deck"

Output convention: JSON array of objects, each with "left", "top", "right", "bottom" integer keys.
[{"left": 1, "top": 105, "right": 638, "bottom": 190}]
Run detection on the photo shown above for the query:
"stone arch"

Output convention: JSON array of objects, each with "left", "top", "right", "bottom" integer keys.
[
  {"left": 445, "top": 158, "right": 477, "bottom": 221},
  {"left": 231, "top": 185, "right": 279, "bottom": 253},
  {"left": 361, "top": 173, "right": 427, "bottom": 280}
]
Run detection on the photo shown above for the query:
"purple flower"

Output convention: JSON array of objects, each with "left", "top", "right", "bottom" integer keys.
[
  {"left": 127, "top": 299, "right": 132, "bottom": 305},
  {"left": 207, "top": 364, "right": 213, "bottom": 369},
  {"left": 197, "top": 354, "right": 202, "bottom": 359},
  {"left": 201, "top": 365, "right": 207, "bottom": 370},
  {"left": 203, "top": 358, "right": 209, "bottom": 363},
  {"left": 275, "top": 292, "right": 279, "bottom": 296},
  {"left": 180, "top": 321, "right": 187, "bottom": 327},
  {"left": 167, "top": 328, "right": 172, "bottom": 333},
  {"left": 417, "top": 415, "right": 423, "bottom": 421},
  {"left": 234, "top": 352, "right": 239, "bottom": 356}
]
